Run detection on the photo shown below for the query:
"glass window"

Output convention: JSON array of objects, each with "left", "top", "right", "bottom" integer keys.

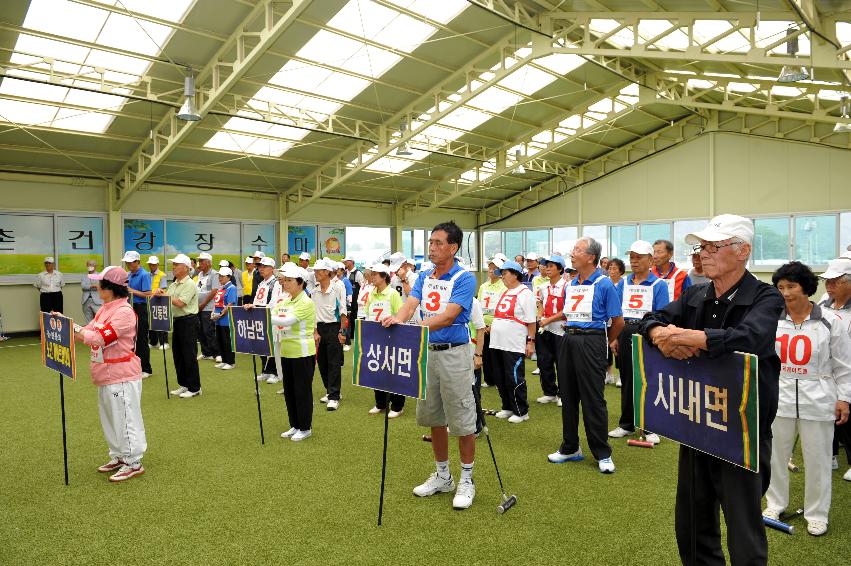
[
  {"left": 609, "top": 225, "right": 638, "bottom": 261},
  {"left": 673, "top": 219, "right": 708, "bottom": 264},
  {"left": 795, "top": 215, "right": 837, "bottom": 266},
  {"left": 504, "top": 231, "right": 524, "bottom": 261},
  {"left": 752, "top": 217, "right": 790, "bottom": 268},
  {"left": 640, "top": 223, "right": 671, "bottom": 245},
  {"left": 458, "top": 229, "right": 477, "bottom": 270},
  {"left": 525, "top": 229, "right": 549, "bottom": 257},
  {"left": 483, "top": 230, "right": 501, "bottom": 268},
  {"left": 581, "top": 225, "right": 608, "bottom": 257},
  {"left": 413, "top": 229, "right": 426, "bottom": 257},
  {"left": 552, "top": 226, "right": 578, "bottom": 256},
  {"left": 840, "top": 212, "right": 851, "bottom": 254},
  {"left": 344, "top": 226, "right": 391, "bottom": 266},
  {"left": 401, "top": 229, "right": 413, "bottom": 258}
]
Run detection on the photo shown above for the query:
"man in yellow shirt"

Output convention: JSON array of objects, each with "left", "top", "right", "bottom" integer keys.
[{"left": 241, "top": 256, "right": 255, "bottom": 305}]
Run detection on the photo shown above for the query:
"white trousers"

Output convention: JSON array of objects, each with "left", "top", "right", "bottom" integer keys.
[
  {"left": 98, "top": 380, "right": 147, "bottom": 466},
  {"left": 766, "top": 416, "right": 833, "bottom": 524}
]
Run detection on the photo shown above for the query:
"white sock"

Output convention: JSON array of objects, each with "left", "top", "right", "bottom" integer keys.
[
  {"left": 436, "top": 460, "right": 450, "bottom": 479},
  {"left": 460, "top": 462, "right": 474, "bottom": 483}
]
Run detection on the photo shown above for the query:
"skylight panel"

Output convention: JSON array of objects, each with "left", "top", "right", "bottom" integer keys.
[
  {"left": 438, "top": 107, "right": 492, "bottom": 131},
  {"left": 838, "top": 23, "right": 851, "bottom": 47},
  {"left": 589, "top": 19, "right": 634, "bottom": 48},
  {"left": 0, "top": 99, "right": 58, "bottom": 126},
  {"left": 498, "top": 66, "right": 556, "bottom": 96},
  {"left": 96, "top": 12, "right": 173, "bottom": 56},
  {"left": 535, "top": 54, "right": 585, "bottom": 76},
  {"left": 296, "top": 30, "right": 401, "bottom": 79},
  {"left": 93, "top": 0, "right": 195, "bottom": 22},
  {"left": 638, "top": 20, "right": 689, "bottom": 51},
  {"left": 0, "top": 76, "right": 66, "bottom": 103},
  {"left": 467, "top": 88, "right": 522, "bottom": 113},
  {"left": 770, "top": 85, "right": 804, "bottom": 98},
  {"left": 383, "top": 0, "right": 469, "bottom": 25},
  {"left": 21, "top": 0, "right": 108, "bottom": 42},
  {"left": 52, "top": 108, "right": 114, "bottom": 132},
  {"left": 329, "top": 0, "right": 435, "bottom": 52}
]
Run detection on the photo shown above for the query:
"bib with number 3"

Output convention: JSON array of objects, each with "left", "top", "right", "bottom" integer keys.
[{"left": 419, "top": 269, "right": 466, "bottom": 320}]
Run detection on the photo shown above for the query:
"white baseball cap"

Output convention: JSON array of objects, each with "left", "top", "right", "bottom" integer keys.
[
  {"left": 218, "top": 266, "right": 233, "bottom": 277},
  {"left": 259, "top": 257, "right": 276, "bottom": 268},
  {"left": 197, "top": 252, "right": 213, "bottom": 261},
  {"left": 685, "top": 214, "right": 754, "bottom": 246},
  {"left": 252, "top": 251, "right": 266, "bottom": 259},
  {"left": 628, "top": 240, "right": 654, "bottom": 255},
  {"left": 44, "top": 256, "right": 55, "bottom": 263},
  {"left": 298, "top": 252, "right": 311, "bottom": 261},
  {"left": 819, "top": 259, "right": 851, "bottom": 280},
  {"left": 312, "top": 259, "right": 334, "bottom": 272},
  {"left": 371, "top": 263, "right": 390, "bottom": 275},
  {"left": 405, "top": 258, "right": 417, "bottom": 267},
  {"left": 122, "top": 250, "right": 141, "bottom": 262},
  {"left": 219, "top": 259, "right": 230, "bottom": 267},
  {"left": 488, "top": 253, "right": 508, "bottom": 268},
  {"left": 147, "top": 256, "right": 160, "bottom": 264},
  {"left": 168, "top": 253, "right": 192, "bottom": 267},
  {"left": 244, "top": 256, "right": 253, "bottom": 264},
  {"left": 344, "top": 256, "right": 355, "bottom": 262},
  {"left": 525, "top": 252, "right": 540, "bottom": 261},
  {"left": 278, "top": 263, "right": 307, "bottom": 280},
  {"left": 388, "top": 252, "right": 406, "bottom": 272}
]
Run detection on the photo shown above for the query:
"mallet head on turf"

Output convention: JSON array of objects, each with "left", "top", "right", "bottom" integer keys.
[
  {"left": 497, "top": 494, "right": 517, "bottom": 514},
  {"left": 627, "top": 439, "right": 654, "bottom": 448}
]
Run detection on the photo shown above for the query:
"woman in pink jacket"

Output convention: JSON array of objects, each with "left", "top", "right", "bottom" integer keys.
[{"left": 72, "top": 266, "right": 147, "bottom": 482}]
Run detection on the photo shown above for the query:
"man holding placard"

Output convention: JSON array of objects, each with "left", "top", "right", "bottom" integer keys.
[
  {"left": 381, "top": 221, "right": 478, "bottom": 510},
  {"left": 639, "top": 215, "right": 784, "bottom": 565}
]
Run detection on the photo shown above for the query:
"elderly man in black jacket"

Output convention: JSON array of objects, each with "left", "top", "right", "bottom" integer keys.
[{"left": 639, "top": 214, "right": 784, "bottom": 566}]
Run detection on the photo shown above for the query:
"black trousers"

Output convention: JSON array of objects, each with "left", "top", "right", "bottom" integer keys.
[
  {"left": 39, "top": 291, "right": 63, "bottom": 314},
  {"left": 346, "top": 306, "right": 358, "bottom": 345},
  {"left": 616, "top": 322, "right": 642, "bottom": 431},
  {"left": 149, "top": 330, "right": 167, "bottom": 347},
  {"left": 374, "top": 390, "right": 405, "bottom": 411},
  {"left": 556, "top": 333, "right": 611, "bottom": 460},
  {"left": 172, "top": 315, "right": 201, "bottom": 392},
  {"left": 491, "top": 349, "right": 529, "bottom": 416},
  {"left": 536, "top": 329, "right": 560, "bottom": 397},
  {"left": 282, "top": 356, "right": 315, "bottom": 431},
  {"left": 834, "top": 420, "right": 851, "bottom": 462},
  {"left": 197, "top": 311, "right": 219, "bottom": 357},
  {"left": 675, "top": 438, "right": 771, "bottom": 566},
  {"left": 317, "top": 321, "right": 343, "bottom": 400},
  {"left": 215, "top": 325, "right": 235, "bottom": 365},
  {"left": 481, "top": 332, "right": 496, "bottom": 386},
  {"left": 132, "top": 302, "right": 152, "bottom": 374}
]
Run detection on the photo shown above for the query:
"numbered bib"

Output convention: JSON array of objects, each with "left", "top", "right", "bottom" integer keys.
[
  {"left": 213, "top": 288, "right": 226, "bottom": 309},
  {"left": 540, "top": 282, "right": 566, "bottom": 317},
  {"left": 421, "top": 279, "right": 452, "bottom": 319},
  {"left": 664, "top": 277, "right": 677, "bottom": 302},
  {"left": 494, "top": 290, "right": 524, "bottom": 323},
  {"left": 367, "top": 298, "right": 392, "bottom": 322},
  {"left": 564, "top": 285, "right": 595, "bottom": 322},
  {"left": 776, "top": 327, "right": 821, "bottom": 379},
  {"left": 253, "top": 281, "right": 272, "bottom": 306},
  {"left": 90, "top": 345, "right": 104, "bottom": 363},
  {"left": 480, "top": 288, "right": 502, "bottom": 316},
  {"left": 622, "top": 284, "right": 652, "bottom": 319}
]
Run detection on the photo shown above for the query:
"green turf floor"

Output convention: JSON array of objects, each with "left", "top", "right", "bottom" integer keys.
[{"left": 0, "top": 337, "right": 847, "bottom": 565}]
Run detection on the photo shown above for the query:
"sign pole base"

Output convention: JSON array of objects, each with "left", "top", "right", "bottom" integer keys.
[
  {"left": 162, "top": 338, "right": 170, "bottom": 399},
  {"left": 58, "top": 372, "right": 69, "bottom": 486},
  {"left": 252, "top": 355, "right": 265, "bottom": 445},
  {"left": 378, "top": 406, "right": 389, "bottom": 526}
]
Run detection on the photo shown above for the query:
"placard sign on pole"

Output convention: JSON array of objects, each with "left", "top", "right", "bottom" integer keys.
[
  {"left": 229, "top": 306, "right": 273, "bottom": 444},
  {"left": 632, "top": 334, "right": 759, "bottom": 472},
  {"left": 148, "top": 295, "right": 172, "bottom": 399},
  {"left": 39, "top": 311, "right": 76, "bottom": 486}
]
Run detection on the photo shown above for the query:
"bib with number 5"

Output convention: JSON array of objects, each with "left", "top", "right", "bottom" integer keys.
[{"left": 622, "top": 283, "right": 655, "bottom": 319}]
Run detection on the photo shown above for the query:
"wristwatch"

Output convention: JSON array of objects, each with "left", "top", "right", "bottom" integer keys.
[{"left": 526, "top": 336, "right": 536, "bottom": 343}]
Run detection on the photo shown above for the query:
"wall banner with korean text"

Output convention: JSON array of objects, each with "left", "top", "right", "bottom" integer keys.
[
  {"left": 123, "top": 219, "right": 165, "bottom": 266},
  {"left": 166, "top": 220, "right": 241, "bottom": 268},
  {"left": 632, "top": 334, "right": 759, "bottom": 472},
  {"left": 352, "top": 320, "right": 428, "bottom": 400},
  {"left": 318, "top": 226, "right": 345, "bottom": 262},
  {"left": 148, "top": 295, "right": 171, "bottom": 332},
  {"left": 229, "top": 307, "right": 273, "bottom": 356},
  {"left": 243, "top": 223, "right": 276, "bottom": 259},
  {"left": 0, "top": 213, "right": 54, "bottom": 276},
  {"left": 288, "top": 225, "right": 316, "bottom": 263},
  {"left": 40, "top": 312, "right": 76, "bottom": 380},
  {"left": 57, "top": 216, "right": 104, "bottom": 273}
]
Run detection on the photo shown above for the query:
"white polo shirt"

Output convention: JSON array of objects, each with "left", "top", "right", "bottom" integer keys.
[{"left": 312, "top": 279, "right": 347, "bottom": 323}]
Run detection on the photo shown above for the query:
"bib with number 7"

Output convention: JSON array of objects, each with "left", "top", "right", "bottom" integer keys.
[{"left": 564, "top": 276, "right": 606, "bottom": 322}]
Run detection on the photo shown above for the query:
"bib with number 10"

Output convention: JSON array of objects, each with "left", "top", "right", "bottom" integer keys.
[
  {"left": 775, "top": 327, "right": 820, "bottom": 379},
  {"left": 622, "top": 284, "right": 653, "bottom": 319}
]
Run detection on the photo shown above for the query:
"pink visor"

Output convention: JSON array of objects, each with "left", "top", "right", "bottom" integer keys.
[{"left": 89, "top": 265, "right": 129, "bottom": 287}]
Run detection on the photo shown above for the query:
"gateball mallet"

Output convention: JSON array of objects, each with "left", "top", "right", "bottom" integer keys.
[{"left": 479, "top": 411, "right": 517, "bottom": 514}]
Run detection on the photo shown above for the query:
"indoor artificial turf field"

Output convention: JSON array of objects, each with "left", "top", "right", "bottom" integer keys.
[{"left": 1, "top": 336, "right": 847, "bottom": 565}]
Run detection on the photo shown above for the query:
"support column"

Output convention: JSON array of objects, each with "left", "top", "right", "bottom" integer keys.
[
  {"left": 278, "top": 193, "right": 289, "bottom": 260},
  {"left": 391, "top": 205, "right": 403, "bottom": 254},
  {"left": 106, "top": 182, "right": 123, "bottom": 265}
]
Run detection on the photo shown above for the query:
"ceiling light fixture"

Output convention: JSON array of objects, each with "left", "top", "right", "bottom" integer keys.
[
  {"left": 777, "top": 28, "right": 809, "bottom": 83},
  {"left": 835, "top": 96, "right": 851, "bottom": 133},
  {"left": 396, "top": 118, "right": 412, "bottom": 156},
  {"left": 177, "top": 68, "right": 201, "bottom": 121}
]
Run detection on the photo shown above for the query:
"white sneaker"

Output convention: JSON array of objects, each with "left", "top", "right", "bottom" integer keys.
[
  {"left": 292, "top": 429, "right": 312, "bottom": 442},
  {"left": 608, "top": 427, "right": 635, "bottom": 438},
  {"left": 162, "top": 343, "right": 170, "bottom": 350},
  {"left": 179, "top": 389, "right": 202, "bottom": 399},
  {"left": 320, "top": 395, "right": 329, "bottom": 403},
  {"left": 215, "top": 356, "right": 222, "bottom": 363},
  {"left": 413, "top": 472, "right": 455, "bottom": 497},
  {"left": 604, "top": 373, "right": 615, "bottom": 385},
  {"left": 265, "top": 375, "right": 281, "bottom": 384},
  {"left": 256, "top": 373, "right": 268, "bottom": 382},
  {"left": 388, "top": 409, "right": 403, "bottom": 419},
  {"left": 645, "top": 433, "right": 661, "bottom": 445},
  {"left": 807, "top": 520, "right": 828, "bottom": 536},
  {"left": 616, "top": 378, "right": 622, "bottom": 388},
  {"left": 276, "top": 388, "right": 284, "bottom": 395},
  {"left": 158, "top": 344, "right": 166, "bottom": 350},
  {"left": 532, "top": 368, "right": 540, "bottom": 375},
  {"left": 170, "top": 386, "right": 188, "bottom": 396},
  {"left": 548, "top": 449, "right": 584, "bottom": 464},
  {"left": 343, "top": 345, "right": 351, "bottom": 352},
  {"left": 762, "top": 506, "right": 784, "bottom": 520},
  {"left": 327, "top": 400, "right": 339, "bottom": 411},
  {"left": 508, "top": 413, "right": 529, "bottom": 424},
  {"left": 536, "top": 395, "right": 557, "bottom": 404},
  {"left": 481, "top": 382, "right": 491, "bottom": 388},
  {"left": 197, "top": 354, "right": 214, "bottom": 361},
  {"left": 556, "top": 397, "right": 562, "bottom": 407},
  {"left": 281, "top": 427, "right": 297, "bottom": 439},
  {"left": 368, "top": 406, "right": 382, "bottom": 415},
  {"left": 843, "top": 468, "right": 851, "bottom": 482},
  {"left": 452, "top": 479, "right": 475, "bottom": 510},
  {"left": 220, "top": 364, "right": 234, "bottom": 370},
  {"left": 494, "top": 410, "right": 513, "bottom": 419},
  {"left": 214, "top": 363, "right": 224, "bottom": 369},
  {"left": 831, "top": 455, "right": 839, "bottom": 470},
  {"left": 141, "top": 372, "right": 151, "bottom": 379},
  {"left": 598, "top": 457, "right": 615, "bottom": 474}
]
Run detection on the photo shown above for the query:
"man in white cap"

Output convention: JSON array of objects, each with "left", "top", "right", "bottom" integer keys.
[
  {"left": 818, "top": 257, "right": 851, "bottom": 483},
  {"left": 312, "top": 258, "right": 347, "bottom": 410},
  {"left": 389, "top": 252, "right": 417, "bottom": 301},
  {"left": 159, "top": 254, "right": 201, "bottom": 398},
  {"left": 245, "top": 256, "right": 283, "bottom": 383},
  {"left": 297, "top": 252, "right": 316, "bottom": 290},
  {"left": 248, "top": 251, "right": 265, "bottom": 303},
  {"left": 146, "top": 256, "right": 169, "bottom": 350},
  {"left": 343, "top": 256, "right": 365, "bottom": 350},
  {"left": 123, "top": 250, "right": 153, "bottom": 378},
  {"left": 522, "top": 252, "right": 546, "bottom": 291},
  {"left": 639, "top": 214, "right": 784, "bottom": 564},
  {"left": 195, "top": 252, "right": 220, "bottom": 362},
  {"left": 80, "top": 259, "right": 103, "bottom": 324},
  {"left": 34, "top": 256, "right": 65, "bottom": 315}
]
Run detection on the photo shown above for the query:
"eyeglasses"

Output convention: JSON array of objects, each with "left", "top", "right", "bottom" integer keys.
[{"left": 692, "top": 242, "right": 738, "bottom": 254}]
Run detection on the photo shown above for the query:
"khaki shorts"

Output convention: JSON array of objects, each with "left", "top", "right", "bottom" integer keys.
[{"left": 416, "top": 343, "right": 477, "bottom": 437}]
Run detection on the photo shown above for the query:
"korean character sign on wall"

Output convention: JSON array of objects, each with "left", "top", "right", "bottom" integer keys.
[
  {"left": 148, "top": 295, "right": 172, "bottom": 333},
  {"left": 352, "top": 320, "right": 428, "bottom": 400},
  {"left": 631, "top": 334, "right": 759, "bottom": 472},
  {"left": 229, "top": 306, "right": 273, "bottom": 357},
  {"left": 40, "top": 312, "right": 76, "bottom": 380}
]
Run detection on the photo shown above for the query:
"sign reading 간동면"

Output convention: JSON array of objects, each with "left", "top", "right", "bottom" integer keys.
[
  {"left": 229, "top": 306, "right": 273, "bottom": 357},
  {"left": 148, "top": 295, "right": 171, "bottom": 333},
  {"left": 632, "top": 334, "right": 759, "bottom": 472},
  {"left": 40, "top": 312, "right": 76, "bottom": 380},
  {"left": 352, "top": 320, "right": 428, "bottom": 400}
]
